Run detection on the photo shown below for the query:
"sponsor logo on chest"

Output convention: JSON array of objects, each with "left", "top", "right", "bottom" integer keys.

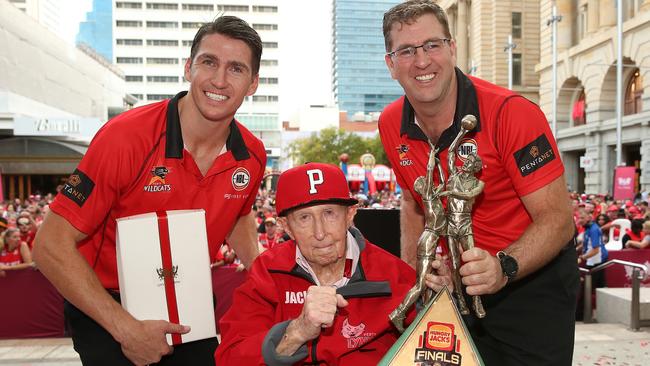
[
  {"left": 395, "top": 143, "right": 414, "bottom": 166},
  {"left": 231, "top": 167, "right": 250, "bottom": 191}
]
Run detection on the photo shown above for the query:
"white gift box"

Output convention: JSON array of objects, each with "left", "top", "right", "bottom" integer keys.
[{"left": 116, "top": 209, "right": 216, "bottom": 345}]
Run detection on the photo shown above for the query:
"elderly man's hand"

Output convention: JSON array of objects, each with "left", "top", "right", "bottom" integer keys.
[
  {"left": 459, "top": 248, "right": 507, "bottom": 295},
  {"left": 293, "top": 286, "right": 348, "bottom": 343},
  {"left": 424, "top": 255, "right": 454, "bottom": 293}
]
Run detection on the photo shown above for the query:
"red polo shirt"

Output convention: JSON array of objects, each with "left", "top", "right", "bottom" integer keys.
[
  {"left": 379, "top": 68, "right": 564, "bottom": 254},
  {"left": 50, "top": 91, "right": 267, "bottom": 290}
]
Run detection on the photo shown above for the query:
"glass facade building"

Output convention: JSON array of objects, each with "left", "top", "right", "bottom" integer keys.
[
  {"left": 332, "top": 0, "right": 402, "bottom": 117},
  {"left": 76, "top": 0, "right": 113, "bottom": 61}
]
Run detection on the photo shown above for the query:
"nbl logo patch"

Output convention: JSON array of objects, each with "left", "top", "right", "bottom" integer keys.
[
  {"left": 231, "top": 167, "right": 250, "bottom": 191},
  {"left": 457, "top": 138, "right": 478, "bottom": 162}
]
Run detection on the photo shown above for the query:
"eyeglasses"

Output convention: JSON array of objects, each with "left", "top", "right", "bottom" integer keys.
[{"left": 387, "top": 39, "right": 451, "bottom": 61}]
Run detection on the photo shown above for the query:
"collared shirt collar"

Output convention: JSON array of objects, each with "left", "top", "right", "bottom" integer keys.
[
  {"left": 399, "top": 67, "right": 482, "bottom": 151},
  {"left": 165, "top": 91, "right": 250, "bottom": 161},
  {"left": 295, "top": 230, "right": 360, "bottom": 288}
]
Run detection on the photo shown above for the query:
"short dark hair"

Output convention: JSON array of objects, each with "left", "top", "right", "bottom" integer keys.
[
  {"left": 190, "top": 16, "right": 263, "bottom": 75},
  {"left": 382, "top": 0, "right": 452, "bottom": 52}
]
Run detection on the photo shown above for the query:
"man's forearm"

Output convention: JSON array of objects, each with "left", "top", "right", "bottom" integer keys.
[
  {"left": 228, "top": 212, "right": 259, "bottom": 269},
  {"left": 275, "top": 319, "right": 308, "bottom": 356},
  {"left": 506, "top": 178, "right": 575, "bottom": 279},
  {"left": 33, "top": 214, "right": 136, "bottom": 343}
]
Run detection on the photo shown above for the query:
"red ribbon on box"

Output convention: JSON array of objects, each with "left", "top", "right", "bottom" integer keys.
[{"left": 156, "top": 211, "right": 182, "bottom": 345}]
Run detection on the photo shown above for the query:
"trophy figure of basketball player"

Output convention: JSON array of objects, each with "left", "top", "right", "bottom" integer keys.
[
  {"left": 389, "top": 141, "right": 448, "bottom": 333},
  {"left": 446, "top": 115, "right": 486, "bottom": 318}
]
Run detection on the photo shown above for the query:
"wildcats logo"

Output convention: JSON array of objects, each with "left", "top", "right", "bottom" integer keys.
[
  {"left": 413, "top": 322, "right": 462, "bottom": 365},
  {"left": 341, "top": 318, "right": 376, "bottom": 349},
  {"left": 396, "top": 144, "right": 414, "bottom": 167},
  {"left": 457, "top": 138, "right": 478, "bottom": 162},
  {"left": 144, "top": 166, "right": 172, "bottom": 192}
]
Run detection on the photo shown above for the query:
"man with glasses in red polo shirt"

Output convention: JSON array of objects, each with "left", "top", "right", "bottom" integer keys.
[{"left": 378, "top": 1, "right": 578, "bottom": 365}]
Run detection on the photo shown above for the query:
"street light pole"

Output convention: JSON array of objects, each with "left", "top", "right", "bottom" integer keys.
[
  {"left": 616, "top": 0, "right": 623, "bottom": 166},
  {"left": 548, "top": 5, "right": 562, "bottom": 137},
  {"left": 504, "top": 34, "right": 516, "bottom": 90}
]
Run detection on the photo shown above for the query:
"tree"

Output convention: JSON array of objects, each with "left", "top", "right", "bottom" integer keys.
[{"left": 287, "top": 127, "right": 390, "bottom": 167}]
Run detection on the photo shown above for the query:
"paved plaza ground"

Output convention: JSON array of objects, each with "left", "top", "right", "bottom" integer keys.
[{"left": 1, "top": 322, "right": 649, "bottom": 365}]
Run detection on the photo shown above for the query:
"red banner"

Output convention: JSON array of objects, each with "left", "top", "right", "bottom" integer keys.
[
  {"left": 156, "top": 211, "right": 182, "bottom": 345},
  {"left": 613, "top": 166, "right": 637, "bottom": 201}
]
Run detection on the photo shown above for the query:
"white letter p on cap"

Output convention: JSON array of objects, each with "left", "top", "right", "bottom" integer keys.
[{"left": 306, "top": 169, "right": 324, "bottom": 194}]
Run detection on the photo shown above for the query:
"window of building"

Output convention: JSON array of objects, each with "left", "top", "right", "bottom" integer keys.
[
  {"left": 132, "top": 94, "right": 143, "bottom": 100},
  {"left": 146, "top": 21, "right": 178, "bottom": 28},
  {"left": 512, "top": 53, "right": 522, "bottom": 86},
  {"left": 147, "top": 76, "right": 180, "bottom": 83},
  {"left": 512, "top": 12, "right": 522, "bottom": 39},
  {"left": 146, "top": 3, "right": 177, "bottom": 10},
  {"left": 624, "top": 0, "right": 642, "bottom": 21},
  {"left": 260, "top": 59, "right": 278, "bottom": 66},
  {"left": 259, "top": 77, "right": 278, "bottom": 84},
  {"left": 147, "top": 94, "right": 174, "bottom": 101},
  {"left": 116, "top": 39, "right": 143, "bottom": 46},
  {"left": 146, "top": 57, "right": 179, "bottom": 64},
  {"left": 116, "top": 2, "right": 142, "bottom": 9},
  {"left": 253, "top": 5, "right": 277, "bottom": 13},
  {"left": 117, "top": 57, "right": 143, "bottom": 64},
  {"left": 182, "top": 40, "right": 193, "bottom": 47},
  {"left": 217, "top": 5, "right": 248, "bottom": 12},
  {"left": 625, "top": 69, "right": 643, "bottom": 115},
  {"left": 252, "top": 95, "right": 279, "bottom": 102},
  {"left": 253, "top": 23, "right": 278, "bottom": 31},
  {"left": 182, "top": 22, "right": 204, "bottom": 29},
  {"left": 262, "top": 42, "right": 278, "bottom": 49},
  {"left": 572, "top": 90, "right": 586, "bottom": 126},
  {"left": 577, "top": 4, "right": 588, "bottom": 42},
  {"left": 147, "top": 39, "right": 178, "bottom": 46},
  {"left": 182, "top": 4, "right": 214, "bottom": 11},
  {"left": 125, "top": 75, "right": 143, "bottom": 82},
  {"left": 116, "top": 20, "right": 142, "bottom": 27}
]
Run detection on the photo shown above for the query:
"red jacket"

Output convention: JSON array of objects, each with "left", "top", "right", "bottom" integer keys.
[{"left": 216, "top": 228, "right": 416, "bottom": 365}]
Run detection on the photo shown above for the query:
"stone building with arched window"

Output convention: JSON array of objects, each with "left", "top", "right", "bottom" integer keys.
[{"left": 538, "top": 0, "right": 650, "bottom": 194}]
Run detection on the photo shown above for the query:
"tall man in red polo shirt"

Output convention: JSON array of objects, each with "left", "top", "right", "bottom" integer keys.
[
  {"left": 379, "top": 1, "right": 579, "bottom": 365},
  {"left": 33, "top": 16, "right": 266, "bottom": 366}
]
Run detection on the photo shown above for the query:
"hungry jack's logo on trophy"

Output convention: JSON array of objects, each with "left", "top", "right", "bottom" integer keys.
[
  {"left": 414, "top": 322, "right": 462, "bottom": 365},
  {"left": 144, "top": 166, "right": 172, "bottom": 192}
]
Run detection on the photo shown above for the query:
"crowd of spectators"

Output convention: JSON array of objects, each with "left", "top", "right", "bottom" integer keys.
[{"left": 0, "top": 194, "right": 53, "bottom": 276}]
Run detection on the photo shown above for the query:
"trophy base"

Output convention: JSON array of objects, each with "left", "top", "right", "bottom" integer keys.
[{"left": 379, "top": 286, "right": 484, "bottom": 366}]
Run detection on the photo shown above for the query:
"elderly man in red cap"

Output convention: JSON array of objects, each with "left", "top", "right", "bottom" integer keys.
[{"left": 216, "top": 162, "right": 447, "bottom": 365}]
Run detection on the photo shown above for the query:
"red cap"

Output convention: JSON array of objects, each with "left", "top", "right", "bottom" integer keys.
[
  {"left": 607, "top": 204, "right": 619, "bottom": 212},
  {"left": 275, "top": 163, "right": 358, "bottom": 216},
  {"left": 626, "top": 201, "right": 633, "bottom": 207}
]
